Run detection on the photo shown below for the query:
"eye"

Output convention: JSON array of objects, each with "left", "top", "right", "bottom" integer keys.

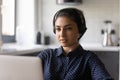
[
  {"left": 65, "top": 27, "right": 72, "bottom": 31},
  {"left": 55, "top": 27, "right": 61, "bottom": 32}
]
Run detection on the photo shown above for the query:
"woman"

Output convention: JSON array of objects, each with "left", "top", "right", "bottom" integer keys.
[{"left": 38, "top": 8, "right": 113, "bottom": 80}]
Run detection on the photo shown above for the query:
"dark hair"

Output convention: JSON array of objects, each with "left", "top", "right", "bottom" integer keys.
[{"left": 53, "top": 7, "right": 87, "bottom": 39}]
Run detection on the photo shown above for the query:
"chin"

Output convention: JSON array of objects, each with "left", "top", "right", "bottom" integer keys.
[{"left": 61, "top": 44, "right": 69, "bottom": 47}]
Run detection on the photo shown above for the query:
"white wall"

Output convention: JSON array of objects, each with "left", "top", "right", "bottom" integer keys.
[{"left": 39, "top": 0, "right": 119, "bottom": 45}]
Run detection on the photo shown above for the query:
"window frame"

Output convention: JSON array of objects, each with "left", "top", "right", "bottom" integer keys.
[{"left": 1, "top": 0, "right": 16, "bottom": 43}]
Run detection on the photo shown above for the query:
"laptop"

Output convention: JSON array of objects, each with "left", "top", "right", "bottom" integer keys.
[{"left": 0, "top": 55, "right": 43, "bottom": 80}]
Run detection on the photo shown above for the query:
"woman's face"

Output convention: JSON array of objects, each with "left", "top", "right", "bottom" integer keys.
[{"left": 55, "top": 16, "right": 80, "bottom": 47}]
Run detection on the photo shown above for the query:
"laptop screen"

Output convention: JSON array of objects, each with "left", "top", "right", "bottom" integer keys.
[{"left": 0, "top": 55, "right": 43, "bottom": 80}]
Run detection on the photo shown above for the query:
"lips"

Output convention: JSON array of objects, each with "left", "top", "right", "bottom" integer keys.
[{"left": 60, "top": 39, "right": 67, "bottom": 43}]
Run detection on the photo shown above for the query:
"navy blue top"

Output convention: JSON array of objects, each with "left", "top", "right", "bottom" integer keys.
[{"left": 38, "top": 45, "right": 113, "bottom": 80}]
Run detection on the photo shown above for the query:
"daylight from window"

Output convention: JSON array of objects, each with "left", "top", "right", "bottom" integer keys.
[{"left": 1, "top": 0, "right": 15, "bottom": 35}]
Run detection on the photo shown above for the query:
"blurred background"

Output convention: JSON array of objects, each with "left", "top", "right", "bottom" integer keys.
[{"left": 0, "top": 0, "right": 119, "bottom": 80}]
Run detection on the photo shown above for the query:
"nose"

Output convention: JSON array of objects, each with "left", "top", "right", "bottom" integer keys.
[{"left": 60, "top": 29, "right": 66, "bottom": 37}]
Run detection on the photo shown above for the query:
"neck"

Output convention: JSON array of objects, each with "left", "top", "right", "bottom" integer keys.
[{"left": 62, "top": 43, "right": 80, "bottom": 55}]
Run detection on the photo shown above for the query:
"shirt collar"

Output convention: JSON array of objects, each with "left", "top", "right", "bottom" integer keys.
[
  {"left": 56, "top": 45, "right": 84, "bottom": 57},
  {"left": 56, "top": 46, "right": 63, "bottom": 57}
]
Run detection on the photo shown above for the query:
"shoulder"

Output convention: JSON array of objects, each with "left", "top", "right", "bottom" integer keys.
[
  {"left": 84, "top": 51, "right": 113, "bottom": 79},
  {"left": 82, "top": 50, "right": 97, "bottom": 59},
  {"left": 83, "top": 50, "right": 104, "bottom": 67},
  {"left": 85, "top": 50, "right": 100, "bottom": 60},
  {"left": 37, "top": 47, "right": 59, "bottom": 59},
  {"left": 80, "top": 50, "right": 101, "bottom": 64}
]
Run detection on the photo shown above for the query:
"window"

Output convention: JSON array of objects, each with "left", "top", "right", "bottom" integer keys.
[{"left": 1, "top": 0, "right": 16, "bottom": 43}]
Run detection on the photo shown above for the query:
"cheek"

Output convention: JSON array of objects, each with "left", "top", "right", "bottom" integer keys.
[
  {"left": 70, "top": 34, "right": 77, "bottom": 39},
  {"left": 69, "top": 32, "right": 79, "bottom": 40},
  {"left": 55, "top": 33, "right": 60, "bottom": 39}
]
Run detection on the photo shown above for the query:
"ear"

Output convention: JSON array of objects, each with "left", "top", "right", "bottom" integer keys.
[{"left": 77, "top": 33, "right": 81, "bottom": 38}]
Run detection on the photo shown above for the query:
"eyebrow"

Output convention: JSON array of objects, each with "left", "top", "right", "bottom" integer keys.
[{"left": 55, "top": 24, "right": 72, "bottom": 28}]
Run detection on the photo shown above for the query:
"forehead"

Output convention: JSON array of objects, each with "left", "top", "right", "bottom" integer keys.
[
  {"left": 55, "top": 16, "right": 78, "bottom": 30},
  {"left": 56, "top": 15, "right": 75, "bottom": 21},
  {"left": 55, "top": 16, "right": 76, "bottom": 25}
]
